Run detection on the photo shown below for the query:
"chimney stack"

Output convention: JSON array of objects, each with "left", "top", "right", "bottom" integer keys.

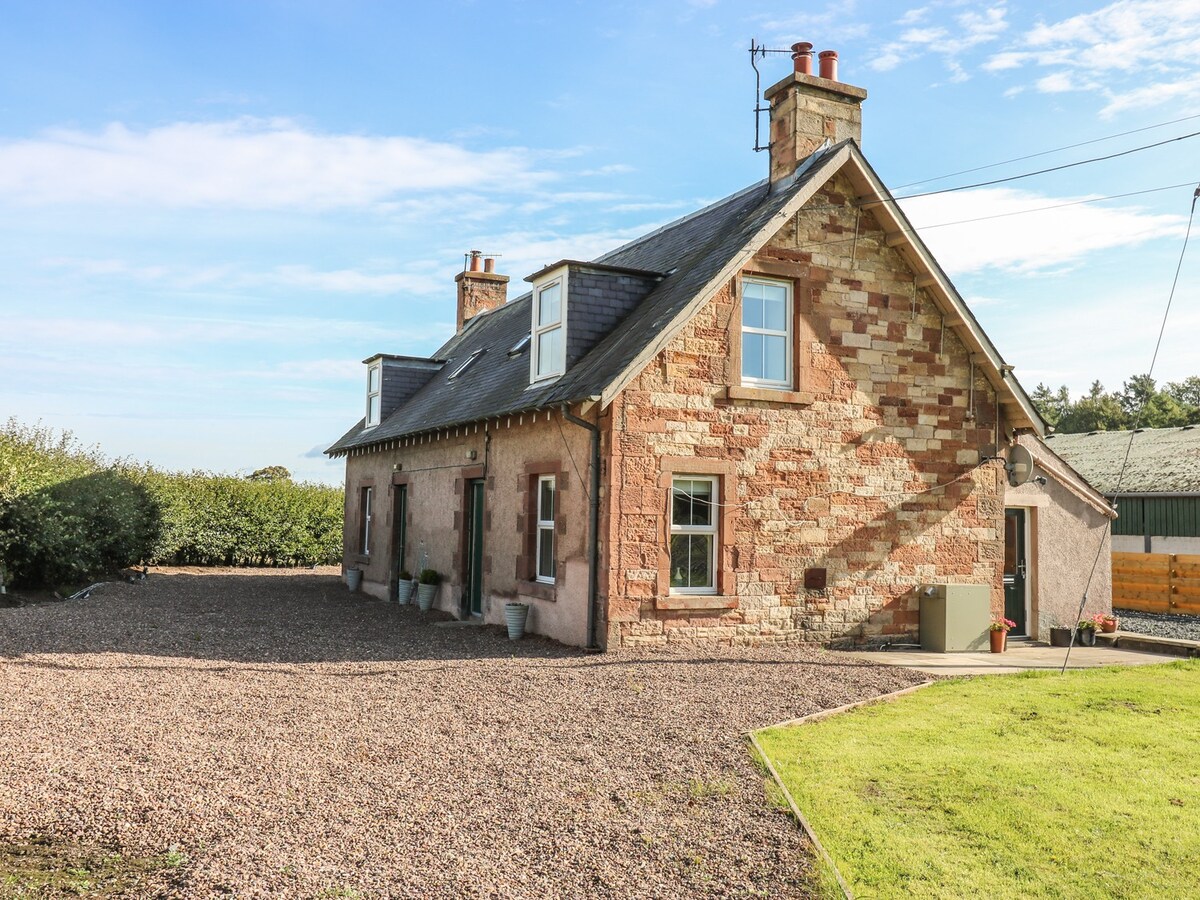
[
  {"left": 764, "top": 43, "right": 866, "bottom": 186},
  {"left": 455, "top": 250, "right": 509, "bottom": 332}
]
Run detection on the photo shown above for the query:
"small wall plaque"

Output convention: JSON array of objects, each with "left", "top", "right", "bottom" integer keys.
[{"left": 804, "top": 568, "right": 827, "bottom": 590}]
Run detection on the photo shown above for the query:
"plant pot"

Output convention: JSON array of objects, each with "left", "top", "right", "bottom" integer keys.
[
  {"left": 1101, "top": 619, "right": 1118, "bottom": 634},
  {"left": 345, "top": 568, "right": 362, "bottom": 592},
  {"left": 1077, "top": 627, "right": 1096, "bottom": 647},
  {"left": 989, "top": 630, "right": 1006, "bottom": 654},
  {"left": 396, "top": 580, "right": 414, "bottom": 605},
  {"left": 416, "top": 583, "right": 437, "bottom": 611},
  {"left": 505, "top": 602, "right": 530, "bottom": 640},
  {"left": 1049, "top": 627, "right": 1072, "bottom": 647}
]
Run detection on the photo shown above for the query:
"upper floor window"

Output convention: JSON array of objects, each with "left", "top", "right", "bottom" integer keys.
[
  {"left": 365, "top": 363, "right": 382, "bottom": 428},
  {"left": 535, "top": 475, "right": 556, "bottom": 583},
  {"left": 741, "top": 277, "right": 792, "bottom": 388},
  {"left": 532, "top": 275, "right": 566, "bottom": 382}
]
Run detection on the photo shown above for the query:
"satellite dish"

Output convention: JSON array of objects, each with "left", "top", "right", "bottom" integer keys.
[{"left": 1006, "top": 444, "right": 1035, "bottom": 487}]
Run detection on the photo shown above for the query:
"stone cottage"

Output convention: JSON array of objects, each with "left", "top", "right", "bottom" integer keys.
[{"left": 327, "top": 45, "right": 1113, "bottom": 648}]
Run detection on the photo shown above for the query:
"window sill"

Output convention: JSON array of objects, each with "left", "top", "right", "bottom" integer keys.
[
  {"left": 657, "top": 594, "right": 739, "bottom": 611},
  {"left": 726, "top": 385, "right": 814, "bottom": 405},
  {"left": 353, "top": 554, "right": 371, "bottom": 565},
  {"left": 517, "top": 579, "right": 557, "bottom": 602}
]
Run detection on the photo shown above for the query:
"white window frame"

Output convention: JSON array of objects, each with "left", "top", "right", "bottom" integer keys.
[
  {"left": 530, "top": 268, "right": 568, "bottom": 383},
  {"left": 360, "top": 486, "right": 373, "bottom": 555},
  {"left": 669, "top": 476, "right": 718, "bottom": 595},
  {"left": 535, "top": 474, "right": 556, "bottom": 584},
  {"left": 740, "top": 276, "right": 793, "bottom": 390},
  {"left": 365, "top": 362, "right": 382, "bottom": 428}
]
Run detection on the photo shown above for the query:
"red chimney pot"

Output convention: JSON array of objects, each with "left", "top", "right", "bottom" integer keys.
[
  {"left": 791, "top": 42, "right": 814, "bottom": 75},
  {"left": 818, "top": 50, "right": 838, "bottom": 81},
  {"left": 483, "top": 257, "right": 495, "bottom": 274},
  {"left": 469, "top": 249, "right": 483, "bottom": 272}
]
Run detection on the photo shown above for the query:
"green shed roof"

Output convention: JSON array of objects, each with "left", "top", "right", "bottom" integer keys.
[{"left": 1044, "top": 427, "right": 1200, "bottom": 494}]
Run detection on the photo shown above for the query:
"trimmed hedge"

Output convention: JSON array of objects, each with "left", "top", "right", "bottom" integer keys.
[
  {"left": 0, "top": 419, "right": 343, "bottom": 588},
  {"left": 144, "top": 471, "right": 343, "bottom": 567}
]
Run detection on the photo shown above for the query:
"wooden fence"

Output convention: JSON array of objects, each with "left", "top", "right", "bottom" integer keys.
[{"left": 1112, "top": 552, "right": 1200, "bottom": 615}]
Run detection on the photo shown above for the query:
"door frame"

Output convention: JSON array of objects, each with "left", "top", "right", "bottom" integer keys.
[
  {"left": 388, "top": 481, "right": 408, "bottom": 602},
  {"left": 1003, "top": 506, "right": 1033, "bottom": 638},
  {"left": 462, "top": 477, "right": 486, "bottom": 618}
]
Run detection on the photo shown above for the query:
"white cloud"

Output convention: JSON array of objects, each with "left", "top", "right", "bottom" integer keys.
[
  {"left": 0, "top": 118, "right": 554, "bottom": 210},
  {"left": 986, "top": 0, "right": 1200, "bottom": 115},
  {"left": 869, "top": 3, "right": 1008, "bottom": 82},
  {"left": 40, "top": 257, "right": 447, "bottom": 296},
  {"left": 0, "top": 312, "right": 453, "bottom": 349},
  {"left": 899, "top": 187, "right": 1185, "bottom": 273},
  {"left": 1036, "top": 72, "right": 1076, "bottom": 93}
]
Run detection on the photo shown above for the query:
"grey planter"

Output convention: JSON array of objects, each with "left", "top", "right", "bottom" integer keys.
[
  {"left": 505, "top": 602, "right": 530, "bottom": 640},
  {"left": 1049, "top": 627, "right": 1073, "bottom": 647},
  {"left": 1076, "top": 627, "right": 1097, "bottom": 647},
  {"left": 417, "top": 583, "right": 437, "bottom": 611},
  {"left": 345, "top": 568, "right": 362, "bottom": 592},
  {"left": 396, "top": 580, "right": 414, "bottom": 605}
]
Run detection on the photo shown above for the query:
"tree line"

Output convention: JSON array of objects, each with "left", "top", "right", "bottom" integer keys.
[
  {"left": 1031, "top": 375, "right": 1200, "bottom": 434},
  {"left": 0, "top": 419, "right": 343, "bottom": 589}
]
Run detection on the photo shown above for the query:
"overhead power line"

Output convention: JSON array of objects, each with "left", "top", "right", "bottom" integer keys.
[
  {"left": 1061, "top": 183, "right": 1199, "bottom": 674},
  {"left": 890, "top": 129, "right": 1200, "bottom": 202},
  {"left": 915, "top": 181, "right": 1198, "bottom": 231},
  {"left": 894, "top": 112, "right": 1200, "bottom": 190}
]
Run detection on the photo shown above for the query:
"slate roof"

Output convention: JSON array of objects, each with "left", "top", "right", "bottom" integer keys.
[
  {"left": 327, "top": 145, "right": 836, "bottom": 456},
  {"left": 1044, "top": 427, "right": 1200, "bottom": 494}
]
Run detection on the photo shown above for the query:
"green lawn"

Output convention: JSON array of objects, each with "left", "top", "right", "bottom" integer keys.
[{"left": 755, "top": 661, "right": 1200, "bottom": 899}]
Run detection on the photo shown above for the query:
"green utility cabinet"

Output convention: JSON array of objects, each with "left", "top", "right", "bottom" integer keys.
[{"left": 919, "top": 584, "right": 991, "bottom": 652}]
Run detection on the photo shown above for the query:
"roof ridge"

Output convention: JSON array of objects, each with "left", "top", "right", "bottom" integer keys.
[{"left": 593, "top": 178, "right": 767, "bottom": 264}]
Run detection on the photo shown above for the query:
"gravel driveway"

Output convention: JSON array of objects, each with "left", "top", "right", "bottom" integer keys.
[{"left": 0, "top": 569, "right": 924, "bottom": 898}]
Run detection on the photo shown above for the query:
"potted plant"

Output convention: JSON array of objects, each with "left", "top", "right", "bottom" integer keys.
[
  {"left": 1097, "top": 612, "right": 1118, "bottom": 634},
  {"left": 396, "top": 570, "right": 414, "bottom": 605},
  {"left": 416, "top": 569, "right": 441, "bottom": 611},
  {"left": 1076, "top": 617, "right": 1098, "bottom": 647},
  {"left": 1049, "top": 624, "right": 1073, "bottom": 647},
  {"left": 505, "top": 601, "right": 530, "bottom": 640},
  {"left": 989, "top": 617, "right": 1016, "bottom": 653}
]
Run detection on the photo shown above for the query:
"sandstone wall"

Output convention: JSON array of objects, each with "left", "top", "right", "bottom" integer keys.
[
  {"left": 341, "top": 413, "right": 594, "bottom": 647},
  {"left": 604, "top": 173, "right": 1006, "bottom": 647}
]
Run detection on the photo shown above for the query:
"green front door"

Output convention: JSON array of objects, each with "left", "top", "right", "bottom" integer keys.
[
  {"left": 1003, "top": 508, "right": 1027, "bottom": 636},
  {"left": 465, "top": 479, "right": 485, "bottom": 617},
  {"left": 389, "top": 484, "right": 407, "bottom": 601}
]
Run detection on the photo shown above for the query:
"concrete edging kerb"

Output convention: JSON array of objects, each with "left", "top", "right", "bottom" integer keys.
[{"left": 746, "top": 681, "right": 937, "bottom": 900}]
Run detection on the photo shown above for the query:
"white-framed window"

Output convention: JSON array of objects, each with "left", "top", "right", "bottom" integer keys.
[
  {"left": 535, "top": 475, "right": 556, "bottom": 583},
  {"left": 360, "top": 486, "right": 373, "bottom": 555},
  {"left": 365, "top": 363, "right": 382, "bottom": 428},
  {"left": 531, "top": 272, "right": 566, "bottom": 382},
  {"left": 741, "top": 276, "right": 792, "bottom": 388},
  {"left": 670, "top": 476, "right": 718, "bottom": 594}
]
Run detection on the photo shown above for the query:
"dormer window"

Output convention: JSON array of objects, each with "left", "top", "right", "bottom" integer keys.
[
  {"left": 531, "top": 271, "right": 567, "bottom": 382},
  {"left": 365, "top": 362, "right": 382, "bottom": 428}
]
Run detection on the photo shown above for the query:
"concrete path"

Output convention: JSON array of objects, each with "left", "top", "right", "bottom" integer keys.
[{"left": 845, "top": 641, "right": 1173, "bottom": 676}]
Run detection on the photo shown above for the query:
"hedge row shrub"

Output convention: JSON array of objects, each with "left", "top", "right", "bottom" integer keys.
[{"left": 0, "top": 419, "right": 343, "bottom": 587}]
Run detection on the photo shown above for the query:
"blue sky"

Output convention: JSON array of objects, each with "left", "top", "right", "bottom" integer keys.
[{"left": 2, "top": 0, "right": 1198, "bottom": 484}]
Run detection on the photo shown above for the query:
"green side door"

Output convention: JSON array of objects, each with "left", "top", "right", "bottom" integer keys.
[
  {"left": 466, "top": 479, "right": 485, "bottom": 617},
  {"left": 1003, "top": 508, "right": 1027, "bottom": 636}
]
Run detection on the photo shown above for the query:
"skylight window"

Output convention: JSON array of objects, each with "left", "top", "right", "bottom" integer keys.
[
  {"left": 448, "top": 348, "right": 485, "bottom": 380},
  {"left": 508, "top": 333, "right": 531, "bottom": 356}
]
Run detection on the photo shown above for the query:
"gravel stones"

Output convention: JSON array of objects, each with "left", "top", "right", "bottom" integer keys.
[
  {"left": 1115, "top": 608, "right": 1200, "bottom": 643},
  {"left": 0, "top": 568, "right": 924, "bottom": 897}
]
